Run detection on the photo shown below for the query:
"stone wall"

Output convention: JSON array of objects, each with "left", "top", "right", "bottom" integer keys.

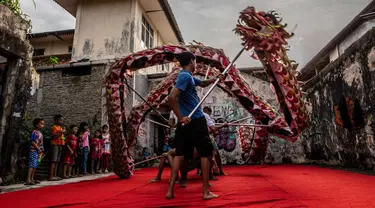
[
  {"left": 297, "top": 28, "right": 375, "bottom": 170},
  {"left": 0, "top": 4, "right": 33, "bottom": 184},
  {"left": 27, "top": 63, "right": 135, "bottom": 134},
  {"left": 27, "top": 65, "right": 105, "bottom": 132}
]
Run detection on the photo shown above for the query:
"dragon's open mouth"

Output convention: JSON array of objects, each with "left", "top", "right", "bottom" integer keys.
[{"left": 234, "top": 6, "right": 293, "bottom": 53}]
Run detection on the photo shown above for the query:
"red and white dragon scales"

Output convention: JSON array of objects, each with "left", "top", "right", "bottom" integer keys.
[{"left": 105, "top": 6, "right": 307, "bottom": 178}]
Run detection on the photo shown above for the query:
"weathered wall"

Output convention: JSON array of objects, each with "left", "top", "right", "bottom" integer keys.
[
  {"left": 31, "top": 39, "right": 73, "bottom": 56},
  {"left": 27, "top": 65, "right": 105, "bottom": 132},
  {"left": 146, "top": 71, "right": 280, "bottom": 164},
  {"left": 0, "top": 4, "right": 33, "bottom": 183},
  {"left": 134, "top": 0, "right": 172, "bottom": 75},
  {"left": 72, "top": 0, "right": 134, "bottom": 61},
  {"left": 299, "top": 28, "right": 375, "bottom": 170},
  {"left": 27, "top": 63, "right": 135, "bottom": 132},
  {"left": 329, "top": 20, "right": 375, "bottom": 63},
  {"left": 133, "top": 73, "right": 149, "bottom": 105},
  {"left": 132, "top": 73, "right": 151, "bottom": 157},
  {"left": 71, "top": 0, "right": 170, "bottom": 75},
  {"left": 338, "top": 19, "right": 375, "bottom": 60}
]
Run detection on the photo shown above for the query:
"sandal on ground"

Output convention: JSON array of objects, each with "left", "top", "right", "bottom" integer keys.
[
  {"left": 33, "top": 180, "right": 41, "bottom": 184},
  {"left": 166, "top": 193, "right": 175, "bottom": 199},
  {"left": 25, "top": 182, "right": 36, "bottom": 186}
]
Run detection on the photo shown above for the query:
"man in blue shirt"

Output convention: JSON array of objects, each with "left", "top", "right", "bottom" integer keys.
[{"left": 166, "top": 51, "right": 224, "bottom": 200}]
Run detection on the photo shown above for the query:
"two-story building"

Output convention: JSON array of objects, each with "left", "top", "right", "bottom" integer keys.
[
  {"left": 26, "top": 0, "right": 279, "bottom": 161},
  {"left": 26, "top": 0, "right": 184, "bottom": 155}
]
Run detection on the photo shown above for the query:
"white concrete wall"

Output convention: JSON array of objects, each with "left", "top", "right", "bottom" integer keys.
[
  {"left": 31, "top": 40, "right": 73, "bottom": 56},
  {"left": 135, "top": 0, "right": 172, "bottom": 75},
  {"left": 72, "top": 0, "right": 134, "bottom": 61},
  {"left": 338, "top": 19, "right": 375, "bottom": 57},
  {"left": 329, "top": 45, "right": 340, "bottom": 62},
  {"left": 72, "top": 0, "right": 172, "bottom": 72}
]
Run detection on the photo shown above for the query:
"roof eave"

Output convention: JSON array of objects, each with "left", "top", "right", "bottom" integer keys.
[
  {"left": 27, "top": 29, "right": 75, "bottom": 39},
  {"left": 299, "top": 0, "right": 375, "bottom": 76},
  {"left": 53, "top": 0, "right": 77, "bottom": 17},
  {"left": 158, "top": 0, "right": 184, "bottom": 44}
]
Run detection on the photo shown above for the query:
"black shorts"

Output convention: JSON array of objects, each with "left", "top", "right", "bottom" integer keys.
[{"left": 175, "top": 117, "right": 213, "bottom": 159}]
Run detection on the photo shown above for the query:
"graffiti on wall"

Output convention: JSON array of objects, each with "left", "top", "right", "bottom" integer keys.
[
  {"left": 202, "top": 89, "right": 252, "bottom": 153},
  {"left": 334, "top": 96, "right": 365, "bottom": 130},
  {"left": 137, "top": 122, "right": 147, "bottom": 148}
]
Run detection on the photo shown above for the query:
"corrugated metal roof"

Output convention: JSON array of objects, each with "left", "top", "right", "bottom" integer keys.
[{"left": 27, "top": 29, "right": 75, "bottom": 39}]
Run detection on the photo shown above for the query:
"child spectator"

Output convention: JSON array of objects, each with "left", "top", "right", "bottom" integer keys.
[
  {"left": 79, "top": 122, "right": 90, "bottom": 175},
  {"left": 49, "top": 115, "right": 65, "bottom": 181},
  {"left": 142, "top": 147, "right": 152, "bottom": 167},
  {"left": 91, "top": 130, "right": 102, "bottom": 173},
  {"left": 63, "top": 125, "right": 78, "bottom": 178},
  {"left": 101, "top": 125, "right": 111, "bottom": 173},
  {"left": 26, "top": 118, "right": 45, "bottom": 185},
  {"left": 73, "top": 130, "right": 84, "bottom": 177}
]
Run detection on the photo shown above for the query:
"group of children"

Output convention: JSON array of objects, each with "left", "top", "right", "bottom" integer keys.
[{"left": 26, "top": 114, "right": 111, "bottom": 185}]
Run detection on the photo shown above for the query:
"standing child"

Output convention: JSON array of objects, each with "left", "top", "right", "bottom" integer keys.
[
  {"left": 101, "top": 125, "right": 111, "bottom": 173},
  {"left": 79, "top": 122, "right": 90, "bottom": 175},
  {"left": 73, "top": 131, "right": 84, "bottom": 176},
  {"left": 63, "top": 125, "right": 78, "bottom": 178},
  {"left": 26, "top": 118, "right": 45, "bottom": 185},
  {"left": 91, "top": 130, "right": 102, "bottom": 173},
  {"left": 142, "top": 147, "right": 152, "bottom": 167},
  {"left": 49, "top": 115, "right": 65, "bottom": 181}
]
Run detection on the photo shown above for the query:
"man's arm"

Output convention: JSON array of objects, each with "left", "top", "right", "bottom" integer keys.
[
  {"left": 169, "top": 73, "right": 191, "bottom": 124},
  {"left": 208, "top": 123, "right": 228, "bottom": 133},
  {"left": 199, "top": 78, "right": 216, "bottom": 87},
  {"left": 168, "top": 87, "right": 190, "bottom": 124},
  {"left": 196, "top": 74, "right": 225, "bottom": 88}
]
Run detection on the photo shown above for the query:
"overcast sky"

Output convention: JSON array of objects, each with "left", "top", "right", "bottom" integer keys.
[{"left": 21, "top": 0, "right": 372, "bottom": 68}]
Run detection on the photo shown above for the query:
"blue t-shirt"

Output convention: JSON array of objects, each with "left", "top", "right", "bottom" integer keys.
[
  {"left": 175, "top": 69, "right": 204, "bottom": 120},
  {"left": 30, "top": 130, "right": 44, "bottom": 152},
  {"left": 143, "top": 152, "right": 151, "bottom": 159}
]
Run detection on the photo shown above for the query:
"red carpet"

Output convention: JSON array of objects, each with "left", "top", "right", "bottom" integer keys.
[{"left": 1, "top": 165, "right": 374, "bottom": 208}]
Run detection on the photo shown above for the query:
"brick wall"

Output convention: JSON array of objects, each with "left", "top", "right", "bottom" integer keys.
[{"left": 27, "top": 63, "right": 135, "bottom": 132}]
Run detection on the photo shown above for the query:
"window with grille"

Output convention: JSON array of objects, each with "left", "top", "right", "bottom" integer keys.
[
  {"left": 33, "top": 49, "right": 45, "bottom": 56},
  {"left": 141, "top": 16, "right": 154, "bottom": 49},
  {"left": 62, "top": 65, "right": 92, "bottom": 77}
]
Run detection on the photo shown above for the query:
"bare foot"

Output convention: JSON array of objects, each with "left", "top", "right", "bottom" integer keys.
[
  {"left": 203, "top": 192, "right": 219, "bottom": 200},
  {"left": 180, "top": 181, "right": 187, "bottom": 188},
  {"left": 173, "top": 179, "right": 180, "bottom": 184},
  {"left": 166, "top": 192, "right": 175, "bottom": 199},
  {"left": 149, "top": 178, "right": 161, "bottom": 183}
]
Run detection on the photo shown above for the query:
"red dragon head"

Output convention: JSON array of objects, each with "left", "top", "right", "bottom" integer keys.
[{"left": 234, "top": 6, "right": 293, "bottom": 53}]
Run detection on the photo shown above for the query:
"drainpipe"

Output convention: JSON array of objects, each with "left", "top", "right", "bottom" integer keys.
[{"left": 132, "top": 73, "right": 136, "bottom": 106}]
